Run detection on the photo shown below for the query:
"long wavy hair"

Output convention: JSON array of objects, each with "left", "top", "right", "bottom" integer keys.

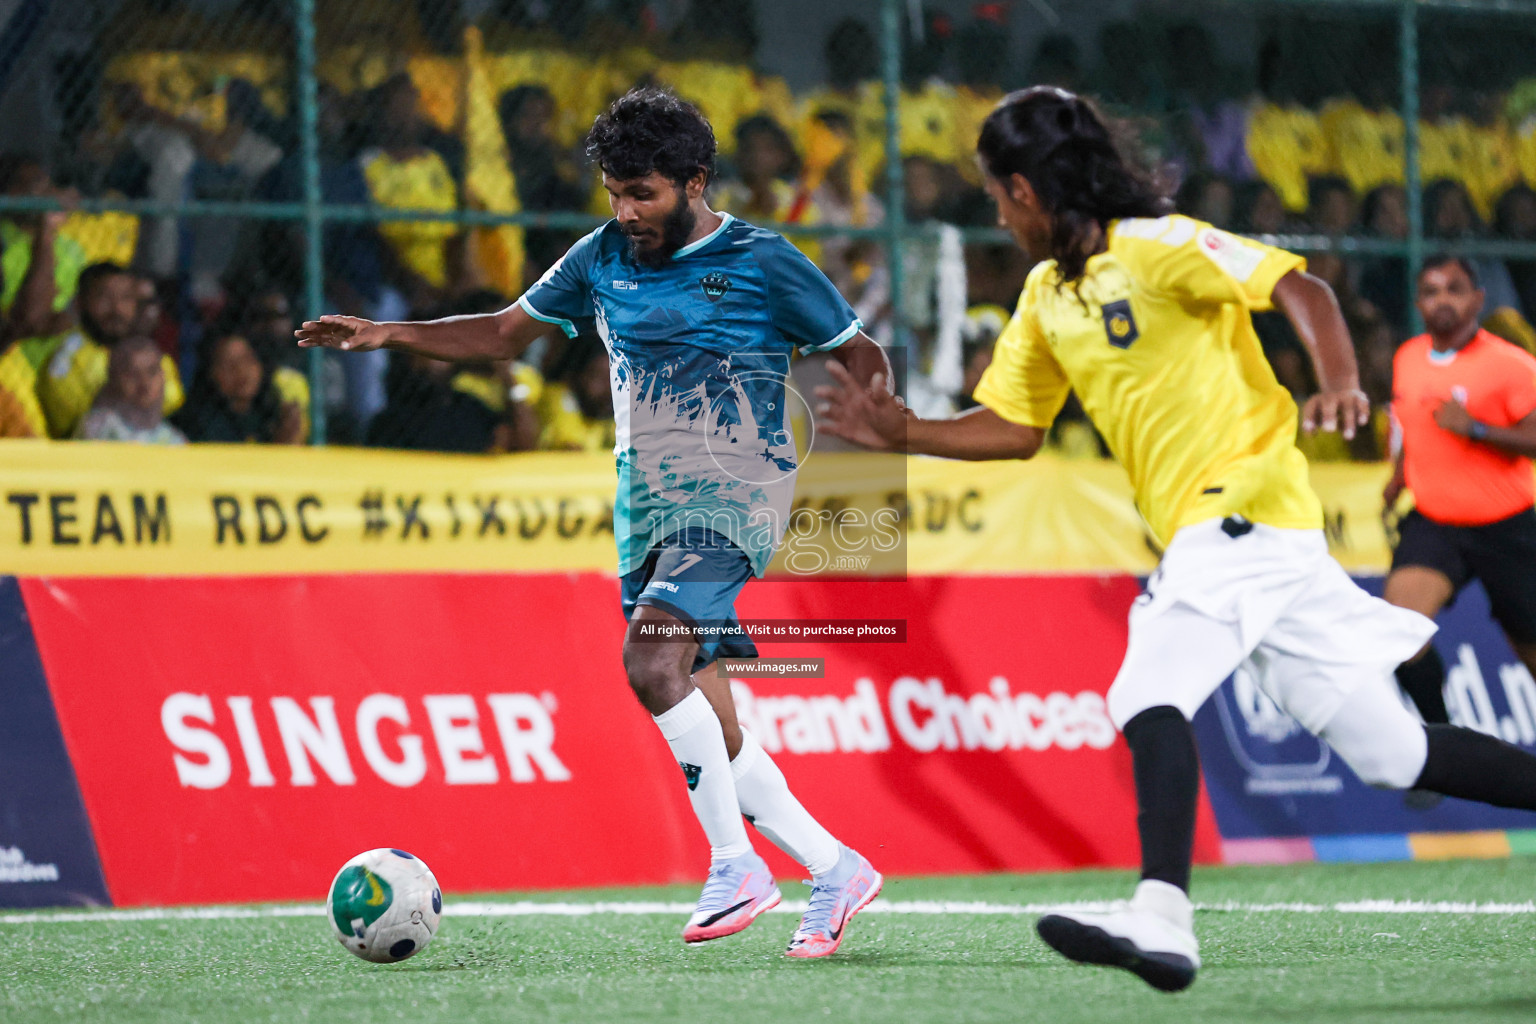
[{"left": 977, "top": 86, "right": 1171, "bottom": 284}]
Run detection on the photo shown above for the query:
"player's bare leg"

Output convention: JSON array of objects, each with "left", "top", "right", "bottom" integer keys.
[
  {"left": 694, "top": 662, "right": 883, "bottom": 958},
  {"left": 1383, "top": 567, "right": 1455, "bottom": 725},
  {"left": 623, "top": 608, "right": 779, "bottom": 943}
]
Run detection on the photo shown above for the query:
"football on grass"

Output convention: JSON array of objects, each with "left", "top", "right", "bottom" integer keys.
[{"left": 327, "top": 848, "right": 442, "bottom": 963}]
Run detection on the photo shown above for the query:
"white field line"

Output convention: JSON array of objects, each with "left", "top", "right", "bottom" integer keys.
[{"left": 2, "top": 898, "right": 1535, "bottom": 925}]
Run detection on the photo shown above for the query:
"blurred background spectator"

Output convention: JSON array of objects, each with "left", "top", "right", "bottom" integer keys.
[
  {"left": 173, "top": 329, "right": 304, "bottom": 445},
  {"left": 78, "top": 335, "right": 186, "bottom": 444},
  {"left": 5, "top": 0, "right": 1536, "bottom": 462},
  {"left": 39, "top": 262, "right": 183, "bottom": 440},
  {"left": 366, "top": 289, "right": 533, "bottom": 453}
]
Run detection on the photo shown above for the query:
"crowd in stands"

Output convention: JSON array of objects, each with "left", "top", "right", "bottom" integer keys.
[{"left": 5, "top": 0, "right": 1536, "bottom": 462}]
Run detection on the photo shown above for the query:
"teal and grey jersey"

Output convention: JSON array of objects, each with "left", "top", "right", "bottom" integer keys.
[{"left": 519, "top": 213, "right": 862, "bottom": 577}]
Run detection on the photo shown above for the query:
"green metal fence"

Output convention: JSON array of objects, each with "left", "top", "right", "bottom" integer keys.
[{"left": 5, "top": 0, "right": 1536, "bottom": 442}]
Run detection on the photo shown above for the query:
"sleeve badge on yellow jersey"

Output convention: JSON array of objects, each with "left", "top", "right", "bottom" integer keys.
[
  {"left": 1196, "top": 227, "right": 1266, "bottom": 283},
  {"left": 1101, "top": 299, "right": 1139, "bottom": 349}
]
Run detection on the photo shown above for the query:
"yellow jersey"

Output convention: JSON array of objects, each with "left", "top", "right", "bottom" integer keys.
[
  {"left": 361, "top": 149, "right": 458, "bottom": 289},
  {"left": 536, "top": 382, "right": 616, "bottom": 453},
  {"left": 1516, "top": 118, "right": 1536, "bottom": 191},
  {"left": 710, "top": 179, "right": 823, "bottom": 265},
  {"left": 1464, "top": 123, "right": 1520, "bottom": 223},
  {"left": 1246, "top": 102, "right": 1330, "bottom": 213},
  {"left": 974, "top": 215, "right": 1323, "bottom": 545},
  {"left": 0, "top": 344, "right": 46, "bottom": 437},
  {"left": 1319, "top": 99, "right": 1404, "bottom": 195},
  {"left": 272, "top": 366, "right": 311, "bottom": 444},
  {"left": 38, "top": 332, "right": 184, "bottom": 439},
  {"left": 796, "top": 83, "right": 887, "bottom": 184}
]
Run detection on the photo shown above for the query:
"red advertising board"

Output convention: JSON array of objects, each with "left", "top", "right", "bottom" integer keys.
[{"left": 21, "top": 574, "right": 1219, "bottom": 906}]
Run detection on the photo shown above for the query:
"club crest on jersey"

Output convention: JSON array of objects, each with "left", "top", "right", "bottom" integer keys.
[
  {"left": 1101, "top": 299, "right": 1139, "bottom": 349},
  {"left": 700, "top": 272, "right": 732, "bottom": 302}
]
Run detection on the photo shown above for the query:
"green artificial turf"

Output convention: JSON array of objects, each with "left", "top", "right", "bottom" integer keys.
[{"left": 3, "top": 859, "right": 1535, "bottom": 1024}]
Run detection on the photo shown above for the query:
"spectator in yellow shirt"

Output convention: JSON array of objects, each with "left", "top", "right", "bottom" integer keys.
[
  {"left": 0, "top": 355, "right": 38, "bottom": 437},
  {"left": 0, "top": 159, "right": 85, "bottom": 437},
  {"left": 0, "top": 158, "right": 84, "bottom": 350},
  {"left": 803, "top": 111, "right": 885, "bottom": 316},
  {"left": 536, "top": 338, "right": 615, "bottom": 453},
  {"left": 232, "top": 289, "right": 315, "bottom": 441},
  {"left": 1319, "top": 94, "right": 1405, "bottom": 197},
  {"left": 713, "top": 115, "right": 822, "bottom": 264},
  {"left": 173, "top": 330, "right": 304, "bottom": 445},
  {"left": 38, "top": 262, "right": 183, "bottom": 439},
  {"left": 796, "top": 19, "right": 886, "bottom": 178},
  {"left": 360, "top": 74, "right": 466, "bottom": 307}
]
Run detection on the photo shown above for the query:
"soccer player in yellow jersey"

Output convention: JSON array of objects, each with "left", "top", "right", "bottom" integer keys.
[{"left": 819, "top": 87, "right": 1536, "bottom": 992}]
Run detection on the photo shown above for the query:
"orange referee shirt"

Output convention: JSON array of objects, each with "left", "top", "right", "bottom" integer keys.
[{"left": 1392, "top": 329, "right": 1536, "bottom": 525}]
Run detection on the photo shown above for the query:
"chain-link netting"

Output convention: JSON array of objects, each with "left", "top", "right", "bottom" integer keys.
[{"left": 3, "top": 1, "right": 1536, "bottom": 463}]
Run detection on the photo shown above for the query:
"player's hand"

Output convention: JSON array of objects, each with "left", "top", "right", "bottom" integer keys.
[
  {"left": 815, "top": 361, "right": 907, "bottom": 452},
  {"left": 1301, "top": 388, "right": 1370, "bottom": 441},
  {"left": 295, "top": 314, "right": 390, "bottom": 352},
  {"left": 1432, "top": 397, "right": 1475, "bottom": 438}
]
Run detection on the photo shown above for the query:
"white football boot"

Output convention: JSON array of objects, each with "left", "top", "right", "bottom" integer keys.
[{"left": 1036, "top": 879, "right": 1201, "bottom": 992}]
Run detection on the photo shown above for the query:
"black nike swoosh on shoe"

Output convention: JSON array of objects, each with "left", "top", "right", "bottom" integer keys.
[
  {"left": 828, "top": 907, "right": 850, "bottom": 941},
  {"left": 699, "top": 899, "right": 753, "bottom": 928}
]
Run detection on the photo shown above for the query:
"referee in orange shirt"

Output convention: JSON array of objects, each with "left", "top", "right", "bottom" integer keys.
[{"left": 1384, "top": 255, "right": 1536, "bottom": 725}]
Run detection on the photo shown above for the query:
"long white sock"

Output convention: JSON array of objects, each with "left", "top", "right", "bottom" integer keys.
[
  {"left": 653, "top": 690, "right": 752, "bottom": 865},
  {"left": 731, "top": 729, "right": 842, "bottom": 877}
]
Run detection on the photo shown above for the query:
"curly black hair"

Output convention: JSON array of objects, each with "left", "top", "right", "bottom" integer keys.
[
  {"left": 585, "top": 87, "right": 716, "bottom": 187},
  {"left": 977, "top": 86, "right": 1171, "bottom": 284}
]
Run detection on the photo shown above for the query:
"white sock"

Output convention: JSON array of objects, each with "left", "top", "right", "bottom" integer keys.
[
  {"left": 731, "top": 729, "right": 842, "bottom": 877},
  {"left": 653, "top": 690, "right": 752, "bottom": 865},
  {"left": 1132, "top": 879, "right": 1194, "bottom": 933}
]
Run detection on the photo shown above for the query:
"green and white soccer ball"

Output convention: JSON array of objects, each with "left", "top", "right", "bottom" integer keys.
[{"left": 327, "top": 848, "right": 442, "bottom": 963}]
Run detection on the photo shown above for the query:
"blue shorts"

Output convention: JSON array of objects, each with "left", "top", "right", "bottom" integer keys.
[{"left": 621, "top": 528, "right": 759, "bottom": 674}]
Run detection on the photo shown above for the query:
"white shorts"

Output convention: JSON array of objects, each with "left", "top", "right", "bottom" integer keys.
[{"left": 1106, "top": 518, "right": 1438, "bottom": 734}]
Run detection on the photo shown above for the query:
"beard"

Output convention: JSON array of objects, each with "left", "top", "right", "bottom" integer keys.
[
  {"left": 1424, "top": 306, "right": 1466, "bottom": 335},
  {"left": 624, "top": 188, "right": 696, "bottom": 268}
]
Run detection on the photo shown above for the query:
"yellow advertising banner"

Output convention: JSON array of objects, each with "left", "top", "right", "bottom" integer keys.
[{"left": 0, "top": 441, "right": 1395, "bottom": 577}]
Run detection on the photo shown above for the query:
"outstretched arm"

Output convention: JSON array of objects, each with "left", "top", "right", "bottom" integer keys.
[
  {"left": 295, "top": 301, "right": 551, "bottom": 363},
  {"left": 1272, "top": 269, "right": 1369, "bottom": 440},
  {"left": 816, "top": 360, "right": 1043, "bottom": 460}
]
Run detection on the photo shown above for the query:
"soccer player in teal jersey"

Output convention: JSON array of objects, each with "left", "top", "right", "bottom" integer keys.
[{"left": 298, "top": 88, "right": 887, "bottom": 957}]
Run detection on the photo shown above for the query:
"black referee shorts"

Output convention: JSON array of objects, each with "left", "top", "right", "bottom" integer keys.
[{"left": 1391, "top": 506, "right": 1536, "bottom": 644}]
